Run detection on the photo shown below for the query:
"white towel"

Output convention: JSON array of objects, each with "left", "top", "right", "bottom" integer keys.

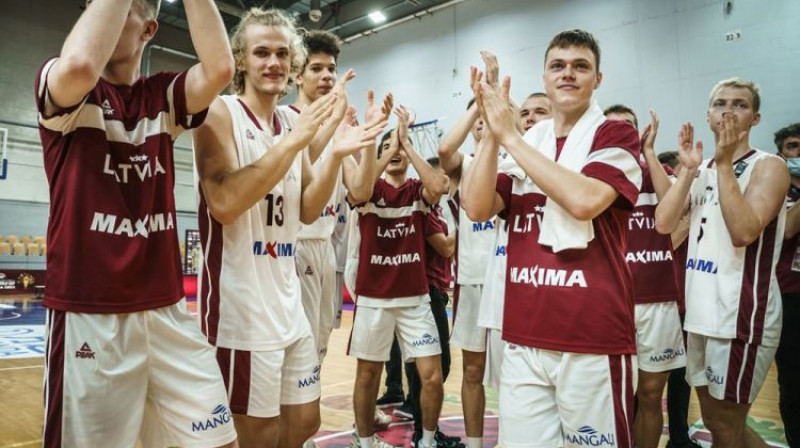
[{"left": 511, "top": 100, "right": 607, "bottom": 252}]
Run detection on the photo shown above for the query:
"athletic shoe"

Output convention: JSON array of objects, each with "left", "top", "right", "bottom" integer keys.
[
  {"left": 412, "top": 429, "right": 463, "bottom": 448},
  {"left": 349, "top": 433, "right": 398, "bottom": 448},
  {"left": 376, "top": 391, "right": 405, "bottom": 408},
  {"left": 392, "top": 401, "right": 413, "bottom": 420},
  {"left": 374, "top": 407, "right": 392, "bottom": 429}
]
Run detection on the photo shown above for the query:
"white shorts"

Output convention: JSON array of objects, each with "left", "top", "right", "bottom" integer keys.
[
  {"left": 215, "top": 334, "right": 320, "bottom": 417},
  {"left": 483, "top": 328, "right": 505, "bottom": 389},
  {"left": 499, "top": 344, "right": 637, "bottom": 448},
  {"left": 297, "top": 238, "right": 338, "bottom": 362},
  {"left": 685, "top": 332, "right": 777, "bottom": 404},
  {"left": 635, "top": 302, "right": 686, "bottom": 373},
  {"left": 43, "top": 300, "right": 237, "bottom": 448},
  {"left": 348, "top": 302, "right": 442, "bottom": 362},
  {"left": 451, "top": 284, "right": 487, "bottom": 352}
]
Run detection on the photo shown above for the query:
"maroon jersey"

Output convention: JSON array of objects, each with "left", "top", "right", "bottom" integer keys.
[
  {"left": 425, "top": 205, "right": 452, "bottom": 292},
  {"left": 35, "top": 58, "right": 206, "bottom": 313},
  {"left": 777, "top": 184, "right": 800, "bottom": 295},
  {"left": 626, "top": 163, "right": 680, "bottom": 304},
  {"left": 354, "top": 178, "right": 430, "bottom": 298},
  {"left": 497, "top": 120, "right": 641, "bottom": 355}
]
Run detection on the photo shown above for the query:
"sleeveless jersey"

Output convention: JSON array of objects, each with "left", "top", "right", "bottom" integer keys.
[
  {"left": 197, "top": 96, "right": 309, "bottom": 351},
  {"left": 477, "top": 217, "right": 509, "bottom": 331},
  {"left": 684, "top": 149, "right": 784, "bottom": 346}
]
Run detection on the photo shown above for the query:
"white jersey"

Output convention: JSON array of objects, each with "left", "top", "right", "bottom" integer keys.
[
  {"left": 197, "top": 96, "right": 309, "bottom": 351},
  {"left": 332, "top": 199, "right": 350, "bottom": 273},
  {"left": 280, "top": 106, "right": 345, "bottom": 241},
  {"left": 457, "top": 155, "right": 498, "bottom": 285},
  {"left": 684, "top": 149, "right": 784, "bottom": 346},
  {"left": 477, "top": 217, "right": 508, "bottom": 331}
]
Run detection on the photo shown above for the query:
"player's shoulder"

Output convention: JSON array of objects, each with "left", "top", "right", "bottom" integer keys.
[{"left": 591, "top": 119, "right": 640, "bottom": 153}]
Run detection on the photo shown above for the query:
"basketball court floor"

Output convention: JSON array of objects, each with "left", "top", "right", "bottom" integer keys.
[{"left": 0, "top": 294, "right": 787, "bottom": 448}]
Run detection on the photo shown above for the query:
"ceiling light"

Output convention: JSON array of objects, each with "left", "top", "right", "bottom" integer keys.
[
  {"left": 164, "top": 0, "right": 177, "bottom": 3},
  {"left": 368, "top": 11, "right": 387, "bottom": 24}
]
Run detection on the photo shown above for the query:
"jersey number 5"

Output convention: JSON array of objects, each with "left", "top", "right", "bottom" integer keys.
[{"left": 265, "top": 194, "right": 284, "bottom": 226}]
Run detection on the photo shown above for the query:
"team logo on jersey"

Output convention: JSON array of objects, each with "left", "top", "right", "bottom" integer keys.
[
  {"left": 734, "top": 160, "right": 749, "bottom": 178},
  {"left": 377, "top": 198, "right": 387, "bottom": 207},
  {"left": 90, "top": 212, "right": 175, "bottom": 238},
  {"left": 377, "top": 222, "right": 417, "bottom": 239},
  {"left": 75, "top": 342, "right": 95, "bottom": 359},
  {"left": 245, "top": 129, "right": 255, "bottom": 140},
  {"left": 472, "top": 220, "right": 495, "bottom": 232},
  {"left": 495, "top": 245, "right": 506, "bottom": 256},
  {"left": 563, "top": 426, "right": 615, "bottom": 446},
  {"left": 686, "top": 257, "right": 718, "bottom": 274},
  {"left": 298, "top": 366, "right": 321, "bottom": 388},
  {"left": 628, "top": 211, "right": 655, "bottom": 230},
  {"left": 191, "top": 404, "right": 232, "bottom": 432},
  {"left": 509, "top": 265, "right": 587, "bottom": 288},
  {"left": 511, "top": 207, "right": 544, "bottom": 234},
  {"left": 101, "top": 99, "right": 114, "bottom": 116},
  {"left": 253, "top": 240, "right": 296, "bottom": 258},
  {"left": 103, "top": 153, "right": 167, "bottom": 184},
  {"left": 412, "top": 333, "right": 439, "bottom": 348},
  {"left": 625, "top": 250, "right": 673, "bottom": 264},
  {"left": 705, "top": 366, "right": 724, "bottom": 385},
  {"left": 370, "top": 252, "right": 421, "bottom": 266},
  {"left": 649, "top": 347, "right": 685, "bottom": 363},
  {"left": 305, "top": 266, "right": 314, "bottom": 275}
]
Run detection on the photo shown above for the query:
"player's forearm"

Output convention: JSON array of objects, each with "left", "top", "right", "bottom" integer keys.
[
  {"left": 308, "top": 115, "right": 344, "bottom": 164},
  {"left": 407, "top": 145, "right": 448, "bottom": 202},
  {"left": 301, "top": 153, "right": 344, "bottom": 224},
  {"left": 670, "top": 216, "right": 690, "bottom": 248},
  {"left": 655, "top": 170, "right": 693, "bottom": 235},
  {"left": 345, "top": 146, "right": 377, "bottom": 204},
  {"left": 426, "top": 233, "right": 455, "bottom": 258},
  {"left": 206, "top": 140, "right": 303, "bottom": 225},
  {"left": 643, "top": 149, "right": 672, "bottom": 200},
  {"left": 438, "top": 105, "right": 478, "bottom": 174},
  {"left": 503, "top": 133, "right": 610, "bottom": 220},
  {"left": 184, "top": 0, "right": 234, "bottom": 88},
  {"left": 55, "top": 0, "right": 133, "bottom": 90},
  {"left": 716, "top": 163, "right": 765, "bottom": 247},
  {"left": 461, "top": 138, "right": 499, "bottom": 222}
]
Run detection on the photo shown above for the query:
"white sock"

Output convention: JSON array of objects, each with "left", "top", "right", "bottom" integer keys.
[
  {"left": 467, "top": 437, "right": 483, "bottom": 448},
  {"left": 422, "top": 429, "right": 436, "bottom": 447},
  {"left": 359, "top": 436, "right": 374, "bottom": 448}
]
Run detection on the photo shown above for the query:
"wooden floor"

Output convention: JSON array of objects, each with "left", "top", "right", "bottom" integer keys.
[{"left": 0, "top": 298, "right": 784, "bottom": 448}]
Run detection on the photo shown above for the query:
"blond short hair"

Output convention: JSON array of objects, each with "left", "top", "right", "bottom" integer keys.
[
  {"left": 230, "top": 8, "right": 307, "bottom": 96},
  {"left": 708, "top": 77, "right": 761, "bottom": 112}
]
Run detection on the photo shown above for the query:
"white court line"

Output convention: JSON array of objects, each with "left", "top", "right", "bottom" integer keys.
[
  {"left": 0, "top": 365, "right": 42, "bottom": 372},
  {"left": 313, "top": 414, "right": 498, "bottom": 442}
]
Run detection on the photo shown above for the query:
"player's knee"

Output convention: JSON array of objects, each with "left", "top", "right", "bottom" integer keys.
[
  {"left": 420, "top": 367, "right": 443, "bottom": 388},
  {"left": 463, "top": 363, "right": 484, "bottom": 385},
  {"left": 356, "top": 363, "right": 381, "bottom": 386}
]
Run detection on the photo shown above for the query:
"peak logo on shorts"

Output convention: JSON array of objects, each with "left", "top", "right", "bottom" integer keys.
[
  {"left": 370, "top": 253, "right": 421, "bottom": 266},
  {"left": 649, "top": 347, "right": 685, "bottom": 363},
  {"left": 299, "top": 366, "right": 321, "bottom": 388},
  {"left": 192, "top": 404, "right": 232, "bottom": 433},
  {"left": 253, "top": 241, "right": 295, "bottom": 258},
  {"left": 509, "top": 266, "right": 587, "bottom": 288},
  {"left": 686, "top": 258, "right": 718, "bottom": 274},
  {"left": 626, "top": 250, "right": 673, "bottom": 264},
  {"left": 563, "top": 426, "right": 615, "bottom": 446},
  {"left": 75, "top": 342, "right": 95, "bottom": 359},
  {"left": 706, "top": 366, "right": 724, "bottom": 385},
  {"left": 413, "top": 333, "right": 439, "bottom": 348},
  {"left": 472, "top": 220, "right": 494, "bottom": 232}
]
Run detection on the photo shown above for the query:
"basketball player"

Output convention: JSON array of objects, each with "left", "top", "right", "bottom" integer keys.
[
  {"left": 35, "top": 0, "right": 237, "bottom": 446},
  {"left": 774, "top": 123, "right": 800, "bottom": 447},
  {"left": 437, "top": 52, "right": 502, "bottom": 448},
  {"left": 655, "top": 78, "right": 789, "bottom": 448},
  {"left": 463, "top": 29, "right": 643, "bottom": 448},
  {"left": 192, "top": 8, "right": 386, "bottom": 448},
  {"left": 349, "top": 108, "right": 449, "bottom": 448},
  {"left": 291, "top": 29, "right": 393, "bottom": 365},
  {"left": 605, "top": 104, "right": 686, "bottom": 448},
  {"left": 476, "top": 92, "right": 552, "bottom": 393}
]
